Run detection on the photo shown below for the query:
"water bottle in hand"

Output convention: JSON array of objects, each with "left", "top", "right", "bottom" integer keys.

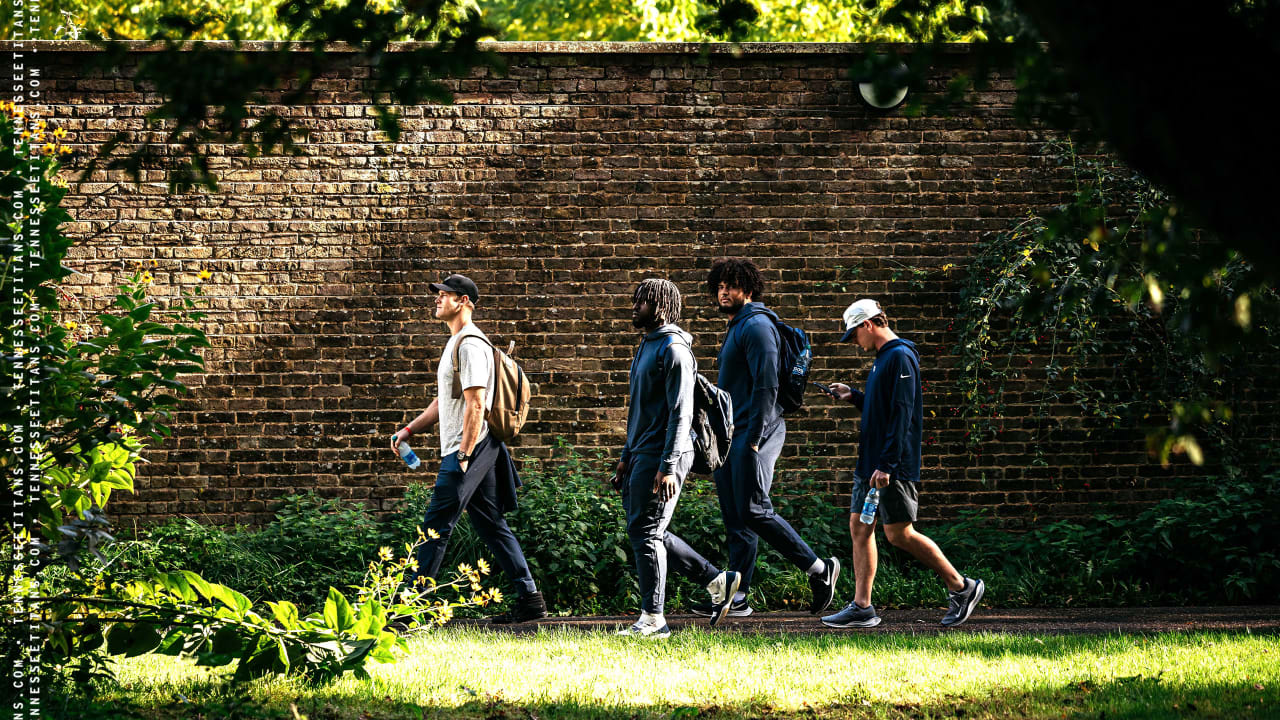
[
  {"left": 859, "top": 486, "right": 879, "bottom": 525},
  {"left": 395, "top": 437, "right": 421, "bottom": 470}
]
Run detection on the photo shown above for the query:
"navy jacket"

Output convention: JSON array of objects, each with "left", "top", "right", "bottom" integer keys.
[
  {"left": 620, "top": 324, "right": 696, "bottom": 474},
  {"left": 849, "top": 338, "right": 923, "bottom": 482},
  {"left": 717, "top": 302, "right": 781, "bottom": 447}
]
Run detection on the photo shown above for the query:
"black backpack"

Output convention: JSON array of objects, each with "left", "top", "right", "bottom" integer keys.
[
  {"left": 743, "top": 310, "right": 812, "bottom": 415},
  {"left": 663, "top": 336, "right": 735, "bottom": 475}
]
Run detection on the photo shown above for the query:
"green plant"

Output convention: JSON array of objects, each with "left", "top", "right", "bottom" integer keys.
[{"left": 952, "top": 138, "right": 1278, "bottom": 465}]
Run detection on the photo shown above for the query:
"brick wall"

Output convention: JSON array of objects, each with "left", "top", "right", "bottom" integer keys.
[{"left": 32, "top": 41, "right": 1242, "bottom": 527}]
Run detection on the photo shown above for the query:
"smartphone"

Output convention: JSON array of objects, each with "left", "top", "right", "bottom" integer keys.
[{"left": 811, "top": 381, "right": 839, "bottom": 398}]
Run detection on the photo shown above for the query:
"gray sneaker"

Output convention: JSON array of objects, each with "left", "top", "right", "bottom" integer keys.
[
  {"left": 941, "top": 577, "right": 985, "bottom": 627},
  {"left": 821, "top": 599, "right": 882, "bottom": 628},
  {"left": 617, "top": 621, "right": 671, "bottom": 639}
]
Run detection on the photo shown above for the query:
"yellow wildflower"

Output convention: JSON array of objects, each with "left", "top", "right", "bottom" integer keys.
[
  {"left": 377, "top": 546, "right": 393, "bottom": 561},
  {"left": 198, "top": 269, "right": 212, "bottom": 280},
  {"left": 35, "top": 120, "right": 45, "bottom": 131},
  {"left": 426, "top": 528, "right": 440, "bottom": 540},
  {"left": 53, "top": 127, "right": 67, "bottom": 139},
  {"left": 489, "top": 588, "right": 503, "bottom": 605},
  {"left": 63, "top": 320, "right": 77, "bottom": 331},
  {"left": 141, "top": 273, "right": 153, "bottom": 284},
  {"left": 41, "top": 143, "right": 56, "bottom": 155},
  {"left": 59, "top": 146, "right": 72, "bottom": 155},
  {"left": 476, "top": 558, "right": 491, "bottom": 575}
]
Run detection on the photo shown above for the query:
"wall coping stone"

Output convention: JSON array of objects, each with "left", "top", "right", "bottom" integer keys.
[{"left": 1, "top": 40, "right": 979, "bottom": 55}]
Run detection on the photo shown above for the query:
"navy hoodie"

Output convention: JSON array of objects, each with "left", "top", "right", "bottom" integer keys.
[
  {"left": 848, "top": 338, "right": 923, "bottom": 482},
  {"left": 716, "top": 302, "right": 782, "bottom": 447},
  {"left": 620, "top": 324, "right": 696, "bottom": 474}
]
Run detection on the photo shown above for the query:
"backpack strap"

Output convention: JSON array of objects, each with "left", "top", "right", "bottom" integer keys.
[
  {"left": 656, "top": 333, "right": 695, "bottom": 372},
  {"left": 450, "top": 332, "right": 495, "bottom": 400}
]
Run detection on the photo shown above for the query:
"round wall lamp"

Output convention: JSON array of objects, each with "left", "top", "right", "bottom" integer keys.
[{"left": 857, "top": 62, "right": 910, "bottom": 110}]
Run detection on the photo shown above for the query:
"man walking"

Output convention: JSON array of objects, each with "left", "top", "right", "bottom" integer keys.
[
  {"left": 821, "top": 299, "right": 984, "bottom": 628},
  {"left": 694, "top": 258, "right": 840, "bottom": 618},
  {"left": 612, "top": 279, "right": 742, "bottom": 638},
  {"left": 390, "top": 274, "right": 547, "bottom": 624}
]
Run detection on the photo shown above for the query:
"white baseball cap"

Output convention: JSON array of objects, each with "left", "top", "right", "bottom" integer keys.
[{"left": 839, "top": 299, "right": 884, "bottom": 342}]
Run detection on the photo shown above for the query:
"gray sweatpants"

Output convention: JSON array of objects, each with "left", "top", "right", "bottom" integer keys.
[{"left": 622, "top": 450, "right": 720, "bottom": 614}]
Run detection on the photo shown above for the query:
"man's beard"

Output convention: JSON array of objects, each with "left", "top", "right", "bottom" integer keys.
[{"left": 718, "top": 298, "right": 744, "bottom": 314}]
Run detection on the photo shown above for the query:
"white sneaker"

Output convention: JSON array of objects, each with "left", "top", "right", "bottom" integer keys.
[
  {"left": 706, "top": 571, "right": 742, "bottom": 627},
  {"left": 617, "top": 620, "right": 671, "bottom": 639}
]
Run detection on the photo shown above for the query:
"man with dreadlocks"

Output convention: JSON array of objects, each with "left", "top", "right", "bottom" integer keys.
[
  {"left": 611, "top": 278, "right": 743, "bottom": 638},
  {"left": 691, "top": 258, "right": 840, "bottom": 619}
]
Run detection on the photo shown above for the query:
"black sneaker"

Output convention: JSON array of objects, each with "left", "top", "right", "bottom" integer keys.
[
  {"left": 808, "top": 557, "right": 841, "bottom": 614},
  {"left": 941, "top": 577, "right": 984, "bottom": 627},
  {"left": 491, "top": 591, "right": 548, "bottom": 624},
  {"left": 821, "top": 599, "right": 882, "bottom": 629},
  {"left": 689, "top": 597, "right": 753, "bottom": 618}
]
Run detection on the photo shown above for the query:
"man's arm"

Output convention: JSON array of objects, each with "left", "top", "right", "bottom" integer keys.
[
  {"left": 659, "top": 342, "right": 696, "bottom": 475},
  {"left": 458, "top": 386, "right": 487, "bottom": 471},
  {"left": 391, "top": 399, "right": 439, "bottom": 452}
]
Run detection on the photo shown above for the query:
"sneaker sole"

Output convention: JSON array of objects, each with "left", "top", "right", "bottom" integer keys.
[
  {"left": 709, "top": 573, "right": 743, "bottom": 628},
  {"left": 690, "top": 606, "right": 753, "bottom": 618},
  {"left": 942, "top": 579, "right": 985, "bottom": 628},
  {"left": 821, "top": 615, "right": 882, "bottom": 629}
]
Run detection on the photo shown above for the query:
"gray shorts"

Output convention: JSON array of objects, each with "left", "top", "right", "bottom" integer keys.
[{"left": 850, "top": 474, "right": 919, "bottom": 525}]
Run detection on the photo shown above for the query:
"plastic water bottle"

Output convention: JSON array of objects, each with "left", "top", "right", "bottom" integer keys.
[
  {"left": 395, "top": 437, "right": 421, "bottom": 470},
  {"left": 791, "top": 343, "right": 812, "bottom": 388},
  {"left": 859, "top": 487, "right": 879, "bottom": 525}
]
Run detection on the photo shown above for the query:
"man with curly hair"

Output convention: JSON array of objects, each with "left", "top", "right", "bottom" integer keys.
[{"left": 690, "top": 258, "right": 840, "bottom": 619}]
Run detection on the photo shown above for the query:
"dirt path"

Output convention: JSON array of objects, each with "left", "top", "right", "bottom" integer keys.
[{"left": 459, "top": 606, "right": 1280, "bottom": 636}]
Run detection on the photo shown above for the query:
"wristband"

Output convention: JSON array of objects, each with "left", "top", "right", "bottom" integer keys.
[{"left": 402, "top": 426, "right": 413, "bottom": 437}]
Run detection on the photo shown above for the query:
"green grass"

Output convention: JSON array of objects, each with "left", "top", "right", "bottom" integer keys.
[{"left": 73, "top": 627, "right": 1279, "bottom": 719}]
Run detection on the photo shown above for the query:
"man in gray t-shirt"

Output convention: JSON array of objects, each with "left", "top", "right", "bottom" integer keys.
[{"left": 391, "top": 274, "right": 545, "bottom": 624}]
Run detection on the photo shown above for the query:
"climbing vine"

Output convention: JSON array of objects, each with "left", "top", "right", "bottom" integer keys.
[{"left": 952, "top": 139, "right": 1279, "bottom": 466}]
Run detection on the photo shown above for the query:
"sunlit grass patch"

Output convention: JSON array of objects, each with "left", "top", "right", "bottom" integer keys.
[{"left": 97, "top": 627, "right": 1279, "bottom": 719}]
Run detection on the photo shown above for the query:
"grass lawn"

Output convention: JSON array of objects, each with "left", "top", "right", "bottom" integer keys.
[{"left": 73, "top": 626, "right": 1278, "bottom": 719}]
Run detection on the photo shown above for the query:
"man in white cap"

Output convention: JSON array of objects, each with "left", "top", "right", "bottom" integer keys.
[{"left": 821, "top": 299, "right": 985, "bottom": 629}]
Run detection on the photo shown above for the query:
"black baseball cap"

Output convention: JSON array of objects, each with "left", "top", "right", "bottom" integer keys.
[{"left": 429, "top": 274, "right": 479, "bottom": 305}]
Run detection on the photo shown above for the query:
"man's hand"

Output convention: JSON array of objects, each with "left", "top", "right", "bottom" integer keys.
[
  {"left": 610, "top": 460, "right": 628, "bottom": 492},
  {"left": 831, "top": 382, "right": 855, "bottom": 403},
  {"left": 750, "top": 445, "right": 759, "bottom": 453},
  {"left": 653, "top": 470, "right": 678, "bottom": 503},
  {"left": 870, "top": 469, "right": 891, "bottom": 489},
  {"left": 391, "top": 429, "right": 409, "bottom": 455},
  {"left": 459, "top": 459, "right": 470, "bottom": 474}
]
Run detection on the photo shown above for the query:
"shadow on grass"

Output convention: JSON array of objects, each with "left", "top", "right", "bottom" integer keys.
[{"left": 55, "top": 675, "right": 1279, "bottom": 720}]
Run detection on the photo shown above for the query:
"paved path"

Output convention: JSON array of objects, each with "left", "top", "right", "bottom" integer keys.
[{"left": 458, "top": 606, "right": 1280, "bottom": 636}]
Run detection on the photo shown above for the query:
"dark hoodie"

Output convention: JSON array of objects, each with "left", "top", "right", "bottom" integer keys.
[
  {"left": 620, "top": 324, "right": 696, "bottom": 474},
  {"left": 848, "top": 338, "right": 924, "bottom": 482},
  {"left": 716, "top": 302, "right": 782, "bottom": 447}
]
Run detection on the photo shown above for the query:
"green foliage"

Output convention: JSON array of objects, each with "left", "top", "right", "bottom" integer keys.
[
  {"left": 120, "top": 493, "right": 383, "bottom": 611},
  {"left": 952, "top": 139, "right": 1279, "bottom": 465},
  {"left": 488, "top": 0, "right": 989, "bottom": 42}
]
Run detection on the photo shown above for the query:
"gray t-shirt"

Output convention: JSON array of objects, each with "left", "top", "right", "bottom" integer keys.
[{"left": 437, "top": 324, "right": 495, "bottom": 456}]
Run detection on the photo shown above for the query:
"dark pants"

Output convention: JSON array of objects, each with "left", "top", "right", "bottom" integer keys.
[
  {"left": 713, "top": 420, "right": 818, "bottom": 594},
  {"left": 622, "top": 451, "right": 720, "bottom": 614},
  {"left": 411, "top": 436, "right": 537, "bottom": 595}
]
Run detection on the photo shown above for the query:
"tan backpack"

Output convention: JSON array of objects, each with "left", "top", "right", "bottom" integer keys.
[{"left": 450, "top": 333, "right": 532, "bottom": 443}]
